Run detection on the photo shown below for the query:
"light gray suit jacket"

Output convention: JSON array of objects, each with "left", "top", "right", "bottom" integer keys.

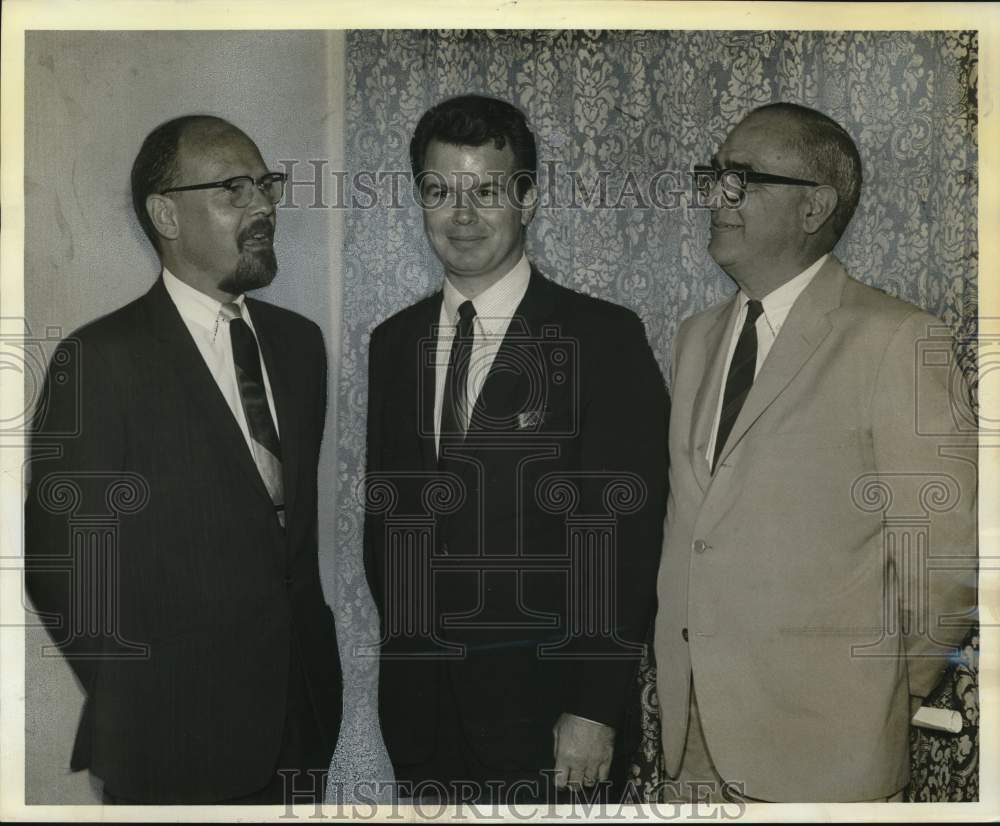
[{"left": 654, "top": 256, "right": 977, "bottom": 801}]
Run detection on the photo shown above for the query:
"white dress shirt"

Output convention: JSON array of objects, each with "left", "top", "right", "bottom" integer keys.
[
  {"left": 433, "top": 255, "right": 532, "bottom": 455},
  {"left": 705, "top": 253, "right": 829, "bottom": 464},
  {"left": 162, "top": 268, "right": 280, "bottom": 456}
]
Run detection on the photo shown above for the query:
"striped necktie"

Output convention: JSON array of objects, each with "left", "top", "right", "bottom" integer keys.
[{"left": 221, "top": 302, "right": 285, "bottom": 527}]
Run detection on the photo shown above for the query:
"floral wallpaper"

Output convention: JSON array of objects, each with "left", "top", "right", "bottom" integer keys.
[{"left": 330, "top": 29, "right": 979, "bottom": 802}]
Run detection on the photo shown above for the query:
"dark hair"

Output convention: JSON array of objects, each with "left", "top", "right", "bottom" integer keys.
[
  {"left": 750, "top": 102, "right": 863, "bottom": 238},
  {"left": 409, "top": 95, "right": 537, "bottom": 197},
  {"left": 130, "top": 114, "right": 231, "bottom": 252}
]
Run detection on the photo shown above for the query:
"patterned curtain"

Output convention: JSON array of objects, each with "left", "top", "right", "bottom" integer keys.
[{"left": 334, "top": 30, "right": 978, "bottom": 801}]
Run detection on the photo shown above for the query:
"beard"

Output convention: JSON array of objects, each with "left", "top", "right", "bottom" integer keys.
[{"left": 218, "top": 221, "right": 278, "bottom": 295}]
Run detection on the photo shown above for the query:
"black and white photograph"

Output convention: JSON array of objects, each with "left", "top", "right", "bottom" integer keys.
[{"left": 1, "top": 0, "right": 995, "bottom": 820}]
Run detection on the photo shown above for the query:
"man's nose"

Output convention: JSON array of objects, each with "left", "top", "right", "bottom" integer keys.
[
  {"left": 705, "top": 174, "right": 730, "bottom": 210},
  {"left": 451, "top": 197, "right": 477, "bottom": 225},
  {"left": 248, "top": 182, "right": 276, "bottom": 216}
]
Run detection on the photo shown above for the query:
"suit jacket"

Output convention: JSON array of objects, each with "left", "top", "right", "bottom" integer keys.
[
  {"left": 25, "top": 277, "right": 343, "bottom": 803},
  {"left": 654, "top": 256, "right": 977, "bottom": 801},
  {"left": 364, "top": 267, "right": 669, "bottom": 773}
]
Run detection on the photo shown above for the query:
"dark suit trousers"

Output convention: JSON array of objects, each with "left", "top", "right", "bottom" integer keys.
[
  {"left": 103, "top": 635, "right": 329, "bottom": 805},
  {"left": 392, "top": 663, "right": 629, "bottom": 805}
]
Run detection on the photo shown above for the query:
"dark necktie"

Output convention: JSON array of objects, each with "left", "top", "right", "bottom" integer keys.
[
  {"left": 712, "top": 299, "right": 764, "bottom": 473},
  {"left": 221, "top": 302, "right": 285, "bottom": 527},
  {"left": 439, "top": 300, "right": 477, "bottom": 449}
]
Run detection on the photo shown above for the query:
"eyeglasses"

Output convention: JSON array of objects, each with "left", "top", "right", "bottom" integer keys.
[
  {"left": 693, "top": 164, "right": 819, "bottom": 206},
  {"left": 160, "top": 172, "right": 287, "bottom": 208}
]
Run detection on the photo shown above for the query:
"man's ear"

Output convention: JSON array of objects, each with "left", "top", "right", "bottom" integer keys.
[
  {"left": 802, "top": 185, "right": 838, "bottom": 235},
  {"left": 146, "top": 194, "right": 180, "bottom": 242},
  {"left": 519, "top": 183, "right": 538, "bottom": 227}
]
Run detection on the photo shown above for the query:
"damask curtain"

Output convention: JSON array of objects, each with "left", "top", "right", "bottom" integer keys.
[{"left": 332, "top": 30, "right": 978, "bottom": 801}]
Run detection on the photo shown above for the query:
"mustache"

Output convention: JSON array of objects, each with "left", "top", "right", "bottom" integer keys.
[{"left": 237, "top": 220, "right": 275, "bottom": 248}]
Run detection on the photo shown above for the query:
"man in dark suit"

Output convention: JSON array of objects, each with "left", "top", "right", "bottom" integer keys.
[
  {"left": 363, "top": 95, "right": 668, "bottom": 803},
  {"left": 25, "top": 115, "right": 342, "bottom": 804}
]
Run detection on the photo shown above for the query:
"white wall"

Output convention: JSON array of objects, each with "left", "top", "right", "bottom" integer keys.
[{"left": 24, "top": 30, "right": 346, "bottom": 804}]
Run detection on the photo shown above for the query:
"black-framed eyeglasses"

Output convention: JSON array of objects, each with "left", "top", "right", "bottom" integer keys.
[
  {"left": 160, "top": 172, "right": 287, "bottom": 208},
  {"left": 693, "top": 164, "right": 819, "bottom": 205}
]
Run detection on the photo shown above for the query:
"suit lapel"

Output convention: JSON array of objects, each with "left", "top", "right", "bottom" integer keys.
[
  {"left": 690, "top": 297, "right": 739, "bottom": 491},
  {"left": 142, "top": 278, "right": 273, "bottom": 507},
  {"left": 714, "top": 257, "right": 847, "bottom": 470},
  {"left": 247, "top": 299, "right": 301, "bottom": 523}
]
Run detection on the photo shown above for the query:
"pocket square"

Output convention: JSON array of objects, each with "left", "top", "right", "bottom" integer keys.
[{"left": 517, "top": 410, "right": 545, "bottom": 429}]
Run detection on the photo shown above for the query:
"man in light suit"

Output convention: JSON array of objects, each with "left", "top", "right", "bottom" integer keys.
[
  {"left": 25, "top": 115, "right": 342, "bottom": 803},
  {"left": 654, "top": 102, "right": 977, "bottom": 802},
  {"left": 364, "top": 95, "right": 668, "bottom": 802}
]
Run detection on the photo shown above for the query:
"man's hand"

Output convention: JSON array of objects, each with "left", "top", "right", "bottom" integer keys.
[{"left": 552, "top": 713, "right": 615, "bottom": 790}]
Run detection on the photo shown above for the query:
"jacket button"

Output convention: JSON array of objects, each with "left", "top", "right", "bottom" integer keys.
[
  {"left": 693, "top": 539, "right": 710, "bottom": 554},
  {"left": 681, "top": 627, "right": 689, "bottom": 642}
]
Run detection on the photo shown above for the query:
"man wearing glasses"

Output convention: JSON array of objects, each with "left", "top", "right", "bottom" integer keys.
[
  {"left": 25, "top": 115, "right": 342, "bottom": 803},
  {"left": 654, "top": 102, "right": 976, "bottom": 802}
]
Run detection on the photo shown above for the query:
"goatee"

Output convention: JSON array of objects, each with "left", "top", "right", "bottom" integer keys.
[{"left": 218, "top": 222, "right": 278, "bottom": 295}]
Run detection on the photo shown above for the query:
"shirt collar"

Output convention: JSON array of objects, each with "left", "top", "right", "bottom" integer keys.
[
  {"left": 741, "top": 253, "right": 829, "bottom": 334},
  {"left": 441, "top": 255, "right": 532, "bottom": 335},
  {"left": 162, "top": 268, "right": 246, "bottom": 340}
]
